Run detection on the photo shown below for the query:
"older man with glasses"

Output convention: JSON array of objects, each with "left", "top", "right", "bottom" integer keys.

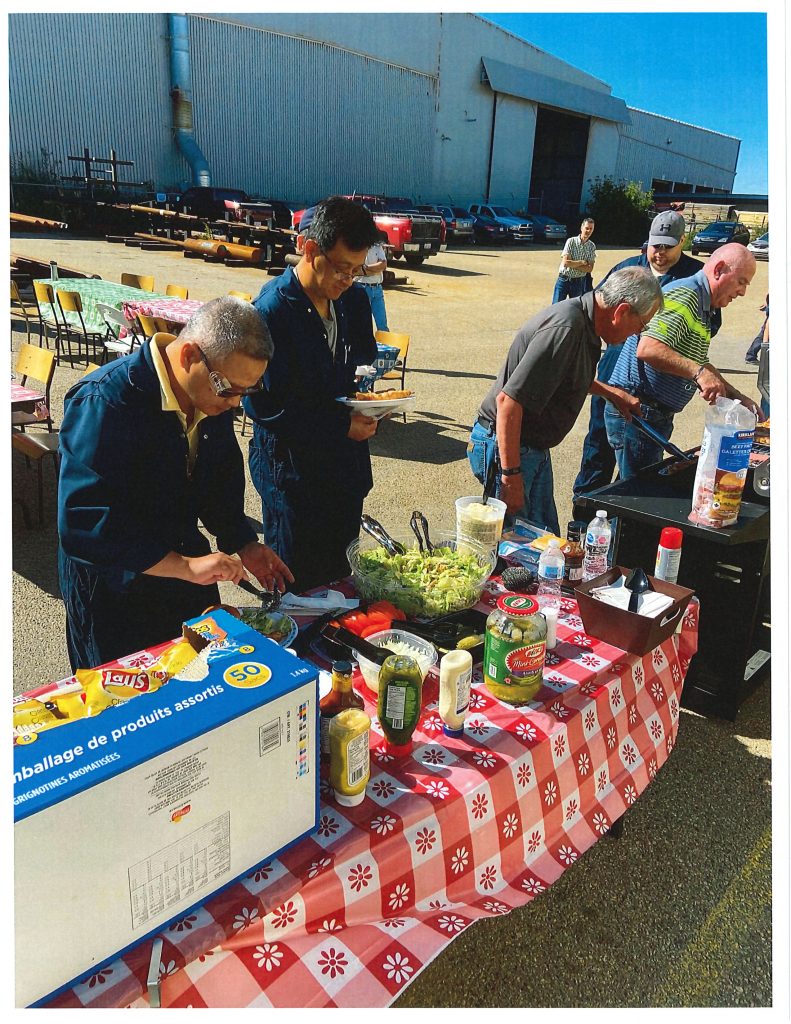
[
  {"left": 244, "top": 196, "right": 382, "bottom": 591},
  {"left": 57, "top": 296, "right": 293, "bottom": 670},
  {"left": 571, "top": 210, "right": 725, "bottom": 515}
]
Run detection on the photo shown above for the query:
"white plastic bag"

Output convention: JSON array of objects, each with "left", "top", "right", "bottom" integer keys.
[{"left": 689, "top": 397, "right": 756, "bottom": 528}]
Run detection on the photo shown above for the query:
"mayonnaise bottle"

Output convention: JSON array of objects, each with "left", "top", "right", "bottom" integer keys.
[{"left": 438, "top": 649, "right": 473, "bottom": 737}]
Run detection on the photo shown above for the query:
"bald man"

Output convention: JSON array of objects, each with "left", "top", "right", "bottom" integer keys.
[{"left": 604, "top": 242, "right": 759, "bottom": 480}]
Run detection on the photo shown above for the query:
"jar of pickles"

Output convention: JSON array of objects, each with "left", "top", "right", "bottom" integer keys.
[{"left": 483, "top": 594, "right": 547, "bottom": 704}]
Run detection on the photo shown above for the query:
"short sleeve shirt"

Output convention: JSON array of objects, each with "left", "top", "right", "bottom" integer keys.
[
  {"left": 608, "top": 268, "right": 712, "bottom": 413},
  {"left": 477, "top": 291, "right": 602, "bottom": 449},
  {"left": 558, "top": 235, "right": 596, "bottom": 279}
]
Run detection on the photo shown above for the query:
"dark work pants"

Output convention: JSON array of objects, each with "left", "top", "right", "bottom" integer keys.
[
  {"left": 572, "top": 343, "right": 622, "bottom": 502},
  {"left": 60, "top": 551, "right": 219, "bottom": 671}
]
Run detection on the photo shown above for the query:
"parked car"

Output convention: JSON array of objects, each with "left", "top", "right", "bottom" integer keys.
[
  {"left": 690, "top": 220, "right": 750, "bottom": 255},
  {"left": 176, "top": 186, "right": 276, "bottom": 225},
  {"left": 256, "top": 197, "right": 299, "bottom": 230},
  {"left": 523, "top": 213, "right": 567, "bottom": 243},
  {"left": 416, "top": 204, "right": 475, "bottom": 243},
  {"left": 747, "top": 231, "right": 769, "bottom": 260},
  {"left": 470, "top": 213, "right": 508, "bottom": 244},
  {"left": 468, "top": 203, "right": 533, "bottom": 242}
]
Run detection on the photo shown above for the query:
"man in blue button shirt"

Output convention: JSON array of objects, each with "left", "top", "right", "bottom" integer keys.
[
  {"left": 604, "top": 242, "right": 759, "bottom": 480},
  {"left": 572, "top": 210, "right": 724, "bottom": 513}
]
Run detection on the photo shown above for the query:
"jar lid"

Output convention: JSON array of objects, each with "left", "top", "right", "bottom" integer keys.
[
  {"left": 332, "top": 660, "right": 353, "bottom": 674},
  {"left": 442, "top": 723, "right": 465, "bottom": 738},
  {"left": 496, "top": 594, "right": 540, "bottom": 616}
]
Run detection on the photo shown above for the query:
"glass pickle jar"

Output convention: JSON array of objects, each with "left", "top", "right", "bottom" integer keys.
[{"left": 483, "top": 594, "right": 547, "bottom": 704}]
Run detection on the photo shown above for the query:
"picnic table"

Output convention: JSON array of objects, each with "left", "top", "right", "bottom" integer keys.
[
  {"left": 11, "top": 382, "right": 45, "bottom": 414},
  {"left": 121, "top": 297, "right": 204, "bottom": 330},
  {"left": 34, "top": 278, "right": 170, "bottom": 334},
  {"left": 41, "top": 568, "right": 699, "bottom": 1009}
]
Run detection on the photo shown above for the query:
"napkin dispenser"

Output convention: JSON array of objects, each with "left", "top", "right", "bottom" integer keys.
[{"left": 575, "top": 566, "right": 694, "bottom": 655}]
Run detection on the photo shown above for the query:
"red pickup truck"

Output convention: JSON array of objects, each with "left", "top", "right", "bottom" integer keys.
[{"left": 293, "top": 194, "right": 446, "bottom": 266}]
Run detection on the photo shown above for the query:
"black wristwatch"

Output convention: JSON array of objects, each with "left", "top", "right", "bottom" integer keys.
[{"left": 500, "top": 466, "right": 522, "bottom": 477}]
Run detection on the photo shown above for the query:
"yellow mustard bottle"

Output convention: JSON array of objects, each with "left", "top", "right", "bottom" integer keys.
[{"left": 328, "top": 707, "right": 371, "bottom": 807}]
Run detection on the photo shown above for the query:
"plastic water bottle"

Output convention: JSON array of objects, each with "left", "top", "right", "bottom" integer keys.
[
  {"left": 582, "top": 510, "right": 612, "bottom": 581},
  {"left": 537, "top": 539, "right": 565, "bottom": 610}
]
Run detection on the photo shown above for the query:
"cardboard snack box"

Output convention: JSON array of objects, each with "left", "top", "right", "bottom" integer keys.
[{"left": 14, "top": 609, "right": 319, "bottom": 1007}]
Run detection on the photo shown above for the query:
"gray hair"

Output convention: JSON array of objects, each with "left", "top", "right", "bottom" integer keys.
[
  {"left": 179, "top": 296, "right": 274, "bottom": 363},
  {"left": 597, "top": 266, "right": 664, "bottom": 317}
]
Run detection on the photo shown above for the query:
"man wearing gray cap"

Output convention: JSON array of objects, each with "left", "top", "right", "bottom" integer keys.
[{"left": 572, "top": 210, "right": 722, "bottom": 512}]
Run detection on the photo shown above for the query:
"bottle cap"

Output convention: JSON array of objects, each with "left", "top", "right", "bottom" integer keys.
[
  {"left": 442, "top": 723, "right": 464, "bottom": 738},
  {"left": 596, "top": 510, "right": 607, "bottom": 519},
  {"left": 332, "top": 660, "right": 353, "bottom": 675},
  {"left": 547, "top": 538, "right": 561, "bottom": 548},
  {"left": 334, "top": 788, "right": 366, "bottom": 807},
  {"left": 384, "top": 739, "right": 413, "bottom": 758},
  {"left": 659, "top": 527, "right": 683, "bottom": 549}
]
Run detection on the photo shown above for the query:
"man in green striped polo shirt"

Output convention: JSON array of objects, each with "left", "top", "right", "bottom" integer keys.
[{"left": 605, "top": 242, "right": 759, "bottom": 479}]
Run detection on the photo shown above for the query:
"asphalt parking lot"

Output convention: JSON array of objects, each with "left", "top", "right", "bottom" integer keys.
[{"left": 10, "top": 233, "right": 771, "bottom": 1007}]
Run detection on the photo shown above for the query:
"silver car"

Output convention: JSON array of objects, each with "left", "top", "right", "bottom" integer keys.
[{"left": 747, "top": 231, "right": 769, "bottom": 260}]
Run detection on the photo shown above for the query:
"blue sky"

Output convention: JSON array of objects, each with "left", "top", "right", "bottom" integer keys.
[{"left": 480, "top": 12, "right": 768, "bottom": 193}]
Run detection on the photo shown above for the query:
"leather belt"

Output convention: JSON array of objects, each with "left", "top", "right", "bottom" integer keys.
[
  {"left": 476, "top": 415, "right": 494, "bottom": 433},
  {"left": 631, "top": 392, "right": 674, "bottom": 416}
]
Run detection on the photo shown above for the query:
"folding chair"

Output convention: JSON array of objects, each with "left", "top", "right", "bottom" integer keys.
[
  {"left": 12, "top": 427, "right": 60, "bottom": 527},
  {"left": 121, "top": 273, "right": 155, "bottom": 292},
  {"left": 12, "top": 343, "right": 56, "bottom": 431},
  {"left": 83, "top": 363, "right": 102, "bottom": 376},
  {"left": 165, "top": 283, "right": 189, "bottom": 299},
  {"left": 56, "top": 290, "right": 105, "bottom": 364},
  {"left": 32, "top": 281, "right": 67, "bottom": 360},
  {"left": 136, "top": 313, "right": 169, "bottom": 340},
  {"left": 10, "top": 280, "right": 42, "bottom": 346},
  {"left": 228, "top": 290, "right": 253, "bottom": 302},
  {"left": 95, "top": 302, "right": 141, "bottom": 363},
  {"left": 374, "top": 330, "right": 411, "bottom": 420}
]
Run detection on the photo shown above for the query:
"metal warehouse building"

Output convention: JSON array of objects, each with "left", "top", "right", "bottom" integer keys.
[{"left": 8, "top": 12, "right": 740, "bottom": 221}]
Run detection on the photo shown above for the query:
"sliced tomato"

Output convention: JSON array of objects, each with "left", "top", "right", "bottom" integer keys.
[
  {"left": 364, "top": 610, "right": 391, "bottom": 628},
  {"left": 340, "top": 612, "right": 369, "bottom": 634},
  {"left": 360, "top": 622, "right": 388, "bottom": 638},
  {"left": 367, "top": 600, "right": 404, "bottom": 619}
]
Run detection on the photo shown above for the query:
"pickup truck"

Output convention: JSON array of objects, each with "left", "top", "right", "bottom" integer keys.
[
  {"left": 293, "top": 195, "right": 446, "bottom": 266},
  {"left": 177, "top": 187, "right": 277, "bottom": 225},
  {"left": 468, "top": 203, "right": 534, "bottom": 242},
  {"left": 416, "top": 204, "right": 475, "bottom": 244}
]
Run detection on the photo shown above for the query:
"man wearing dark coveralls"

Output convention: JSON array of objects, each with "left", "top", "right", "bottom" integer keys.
[
  {"left": 244, "top": 196, "right": 381, "bottom": 592},
  {"left": 58, "top": 297, "right": 293, "bottom": 671}
]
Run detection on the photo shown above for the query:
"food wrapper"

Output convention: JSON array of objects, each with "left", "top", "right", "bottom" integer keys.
[{"left": 12, "top": 639, "right": 200, "bottom": 745}]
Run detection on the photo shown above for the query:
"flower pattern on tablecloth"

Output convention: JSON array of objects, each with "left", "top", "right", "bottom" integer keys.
[
  {"left": 438, "top": 913, "right": 467, "bottom": 934},
  {"left": 467, "top": 718, "right": 490, "bottom": 737},
  {"left": 170, "top": 914, "right": 198, "bottom": 932},
  {"left": 414, "top": 827, "right": 436, "bottom": 854},
  {"left": 317, "top": 815, "right": 340, "bottom": 838},
  {"left": 472, "top": 750, "right": 497, "bottom": 769},
  {"left": 565, "top": 798, "right": 578, "bottom": 820},
  {"left": 553, "top": 734, "right": 566, "bottom": 758},
  {"left": 383, "top": 951, "right": 414, "bottom": 985},
  {"left": 479, "top": 865, "right": 498, "bottom": 889},
  {"left": 623, "top": 784, "right": 638, "bottom": 805},
  {"left": 318, "top": 919, "right": 342, "bottom": 933},
  {"left": 423, "top": 779, "right": 450, "bottom": 799},
  {"left": 388, "top": 883, "right": 411, "bottom": 910},
  {"left": 550, "top": 701, "right": 569, "bottom": 720},
  {"left": 307, "top": 857, "right": 332, "bottom": 879},
  {"left": 628, "top": 703, "right": 637, "bottom": 725},
  {"left": 621, "top": 742, "right": 637, "bottom": 766},
  {"left": 483, "top": 900, "right": 509, "bottom": 914},
  {"left": 543, "top": 780, "right": 558, "bottom": 805},
  {"left": 577, "top": 752, "right": 591, "bottom": 774},
  {"left": 271, "top": 902, "right": 298, "bottom": 929},
  {"left": 516, "top": 721, "right": 538, "bottom": 742},
  {"left": 371, "top": 814, "right": 397, "bottom": 835},
  {"left": 233, "top": 907, "right": 259, "bottom": 931},
  {"left": 557, "top": 845, "right": 578, "bottom": 866},
  {"left": 451, "top": 846, "right": 470, "bottom": 874},
  {"left": 517, "top": 762, "right": 532, "bottom": 787},
  {"left": 318, "top": 947, "right": 348, "bottom": 978},
  {"left": 253, "top": 944, "right": 284, "bottom": 971},
  {"left": 422, "top": 714, "right": 443, "bottom": 733},
  {"left": 348, "top": 864, "right": 373, "bottom": 892},
  {"left": 422, "top": 747, "right": 446, "bottom": 765},
  {"left": 502, "top": 813, "right": 519, "bottom": 838},
  {"left": 592, "top": 812, "right": 609, "bottom": 834},
  {"left": 526, "top": 829, "right": 543, "bottom": 853},
  {"left": 522, "top": 876, "right": 546, "bottom": 895},
  {"left": 371, "top": 779, "right": 396, "bottom": 799}
]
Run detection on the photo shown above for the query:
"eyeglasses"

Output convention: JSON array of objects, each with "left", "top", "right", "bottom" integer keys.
[
  {"left": 632, "top": 309, "right": 654, "bottom": 333},
  {"left": 197, "top": 348, "right": 264, "bottom": 398},
  {"left": 650, "top": 244, "right": 677, "bottom": 252},
  {"left": 319, "top": 249, "right": 364, "bottom": 280}
]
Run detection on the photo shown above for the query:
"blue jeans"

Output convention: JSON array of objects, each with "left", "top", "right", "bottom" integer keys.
[
  {"left": 604, "top": 403, "right": 675, "bottom": 481},
  {"left": 573, "top": 343, "right": 623, "bottom": 498},
  {"left": 361, "top": 284, "right": 388, "bottom": 332},
  {"left": 552, "top": 275, "right": 586, "bottom": 304},
  {"left": 467, "top": 421, "right": 560, "bottom": 535}
]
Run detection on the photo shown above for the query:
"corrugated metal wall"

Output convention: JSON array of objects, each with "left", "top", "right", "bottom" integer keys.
[
  {"left": 188, "top": 16, "right": 438, "bottom": 203},
  {"left": 616, "top": 108, "right": 739, "bottom": 191},
  {"left": 8, "top": 13, "right": 187, "bottom": 190}
]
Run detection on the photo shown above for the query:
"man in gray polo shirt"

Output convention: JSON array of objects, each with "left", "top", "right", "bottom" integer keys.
[{"left": 468, "top": 267, "right": 663, "bottom": 534}]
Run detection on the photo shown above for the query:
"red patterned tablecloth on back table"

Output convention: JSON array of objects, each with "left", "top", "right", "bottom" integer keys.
[
  {"left": 122, "top": 297, "right": 204, "bottom": 327},
  {"left": 45, "top": 583, "right": 698, "bottom": 1009}
]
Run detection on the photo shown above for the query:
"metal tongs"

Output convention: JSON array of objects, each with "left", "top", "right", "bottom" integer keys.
[
  {"left": 360, "top": 514, "right": 406, "bottom": 556},
  {"left": 238, "top": 577, "right": 282, "bottom": 611},
  {"left": 410, "top": 510, "right": 434, "bottom": 553}
]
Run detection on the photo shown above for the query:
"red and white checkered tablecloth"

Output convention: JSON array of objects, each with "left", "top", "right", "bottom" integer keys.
[
  {"left": 43, "top": 580, "right": 699, "bottom": 1009},
  {"left": 122, "top": 297, "right": 204, "bottom": 327},
  {"left": 11, "top": 382, "right": 45, "bottom": 405}
]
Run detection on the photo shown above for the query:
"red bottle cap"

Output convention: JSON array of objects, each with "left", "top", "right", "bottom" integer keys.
[
  {"left": 659, "top": 527, "right": 683, "bottom": 549},
  {"left": 384, "top": 739, "right": 413, "bottom": 758}
]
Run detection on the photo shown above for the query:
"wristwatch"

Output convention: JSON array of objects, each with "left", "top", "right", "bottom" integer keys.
[{"left": 500, "top": 466, "right": 522, "bottom": 477}]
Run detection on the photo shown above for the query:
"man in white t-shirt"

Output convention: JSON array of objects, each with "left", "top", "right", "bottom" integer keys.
[
  {"left": 552, "top": 217, "right": 596, "bottom": 303},
  {"left": 356, "top": 235, "right": 389, "bottom": 331}
]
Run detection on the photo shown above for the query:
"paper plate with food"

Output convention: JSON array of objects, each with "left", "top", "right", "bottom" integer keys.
[
  {"left": 237, "top": 607, "right": 299, "bottom": 647},
  {"left": 336, "top": 389, "right": 416, "bottom": 420}
]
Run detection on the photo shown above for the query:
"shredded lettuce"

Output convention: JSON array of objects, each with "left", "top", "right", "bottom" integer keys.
[{"left": 355, "top": 544, "right": 489, "bottom": 617}]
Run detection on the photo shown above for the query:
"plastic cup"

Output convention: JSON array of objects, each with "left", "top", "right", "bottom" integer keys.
[{"left": 455, "top": 495, "right": 507, "bottom": 557}]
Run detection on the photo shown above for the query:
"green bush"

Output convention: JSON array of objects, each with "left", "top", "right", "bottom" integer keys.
[{"left": 585, "top": 176, "right": 654, "bottom": 246}]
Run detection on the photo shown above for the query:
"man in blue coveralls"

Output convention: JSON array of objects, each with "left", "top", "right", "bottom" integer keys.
[
  {"left": 58, "top": 298, "right": 293, "bottom": 670},
  {"left": 244, "top": 197, "right": 381, "bottom": 592}
]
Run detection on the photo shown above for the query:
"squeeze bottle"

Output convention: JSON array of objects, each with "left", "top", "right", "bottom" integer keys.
[{"left": 438, "top": 649, "right": 473, "bottom": 737}]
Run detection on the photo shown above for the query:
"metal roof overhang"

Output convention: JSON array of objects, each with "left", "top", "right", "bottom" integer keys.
[{"left": 481, "top": 55, "right": 631, "bottom": 126}]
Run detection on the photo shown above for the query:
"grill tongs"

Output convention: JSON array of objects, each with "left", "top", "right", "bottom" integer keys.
[
  {"left": 237, "top": 578, "right": 282, "bottom": 611},
  {"left": 410, "top": 510, "right": 434, "bottom": 553},
  {"left": 360, "top": 514, "right": 405, "bottom": 556}
]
